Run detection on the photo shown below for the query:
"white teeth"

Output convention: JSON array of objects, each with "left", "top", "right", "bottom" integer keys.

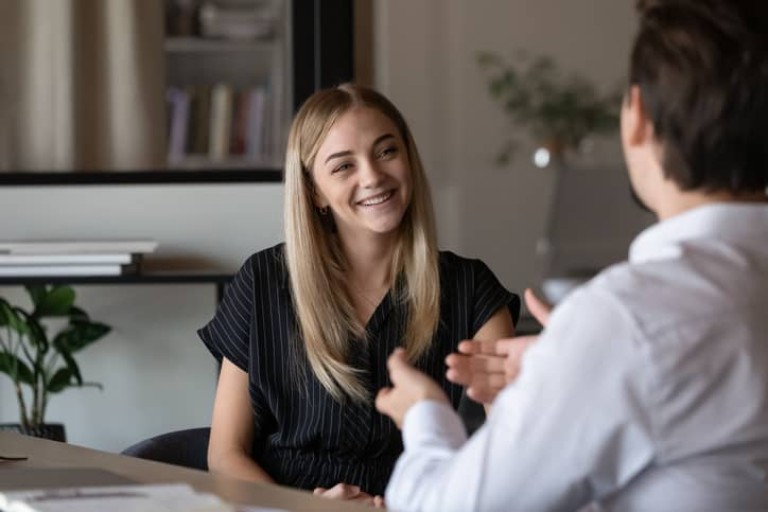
[{"left": 359, "top": 191, "right": 393, "bottom": 206}]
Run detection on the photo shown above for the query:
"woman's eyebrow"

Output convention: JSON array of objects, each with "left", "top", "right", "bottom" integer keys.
[{"left": 323, "top": 134, "right": 396, "bottom": 164}]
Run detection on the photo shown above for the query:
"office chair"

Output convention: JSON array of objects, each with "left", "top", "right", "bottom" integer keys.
[{"left": 121, "top": 427, "right": 210, "bottom": 471}]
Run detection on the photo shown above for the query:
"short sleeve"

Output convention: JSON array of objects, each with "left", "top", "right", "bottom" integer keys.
[
  {"left": 471, "top": 259, "right": 520, "bottom": 333},
  {"left": 197, "top": 257, "right": 254, "bottom": 372}
]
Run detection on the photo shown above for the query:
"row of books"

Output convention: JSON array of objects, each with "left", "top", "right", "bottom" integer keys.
[
  {"left": 0, "top": 240, "right": 158, "bottom": 277},
  {"left": 166, "top": 84, "right": 274, "bottom": 163}
]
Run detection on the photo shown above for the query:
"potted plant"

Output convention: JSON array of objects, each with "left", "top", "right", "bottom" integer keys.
[
  {"left": 477, "top": 51, "right": 622, "bottom": 166},
  {"left": 0, "top": 285, "right": 111, "bottom": 441}
]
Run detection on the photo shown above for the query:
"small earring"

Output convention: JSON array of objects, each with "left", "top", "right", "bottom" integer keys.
[{"left": 318, "top": 206, "right": 329, "bottom": 215}]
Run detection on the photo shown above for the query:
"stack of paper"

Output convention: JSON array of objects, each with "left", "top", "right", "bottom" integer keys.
[
  {"left": 0, "top": 483, "right": 234, "bottom": 512},
  {"left": 0, "top": 239, "right": 158, "bottom": 277}
]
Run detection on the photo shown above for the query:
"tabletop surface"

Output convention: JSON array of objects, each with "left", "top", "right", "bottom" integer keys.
[{"left": 0, "top": 432, "right": 370, "bottom": 511}]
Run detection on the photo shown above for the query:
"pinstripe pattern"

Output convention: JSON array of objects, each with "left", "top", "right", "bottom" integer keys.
[{"left": 199, "top": 243, "right": 519, "bottom": 495}]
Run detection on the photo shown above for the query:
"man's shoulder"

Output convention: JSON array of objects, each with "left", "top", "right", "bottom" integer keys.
[{"left": 579, "top": 257, "right": 728, "bottom": 336}]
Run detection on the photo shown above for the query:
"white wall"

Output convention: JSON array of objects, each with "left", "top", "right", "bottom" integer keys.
[
  {"left": 1, "top": 0, "right": 649, "bottom": 452},
  {"left": 374, "top": 0, "right": 646, "bottom": 291},
  {"left": 0, "top": 184, "right": 283, "bottom": 451}
]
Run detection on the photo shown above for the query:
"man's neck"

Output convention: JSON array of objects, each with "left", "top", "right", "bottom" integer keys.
[{"left": 656, "top": 188, "right": 767, "bottom": 221}]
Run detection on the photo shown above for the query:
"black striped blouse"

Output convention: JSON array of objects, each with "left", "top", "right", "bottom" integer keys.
[{"left": 198, "top": 244, "right": 519, "bottom": 495}]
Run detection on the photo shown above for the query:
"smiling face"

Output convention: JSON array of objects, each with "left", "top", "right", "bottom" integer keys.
[{"left": 311, "top": 106, "right": 412, "bottom": 244}]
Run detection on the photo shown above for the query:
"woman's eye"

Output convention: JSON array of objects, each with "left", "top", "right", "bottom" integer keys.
[
  {"left": 332, "top": 162, "right": 352, "bottom": 174},
  {"left": 378, "top": 147, "right": 397, "bottom": 159}
]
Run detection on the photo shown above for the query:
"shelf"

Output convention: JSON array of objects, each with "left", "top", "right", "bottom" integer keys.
[
  {"left": 165, "top": 37, "right": 274, "bottom": 53},
  {"left": 0, "top": 272, "right": 233, "bottom": 286},
  {"left": 0, "top": 0, "right": 354, "bottom": 187},
  {"left": 0, "top": 169, "right": 283, "bottom": 186},
  {"left": 167, "top": 155, "right": 282, "bottom": 171},
  {"left": 0, "top": 271, "right": 234, "bottom": 303}
]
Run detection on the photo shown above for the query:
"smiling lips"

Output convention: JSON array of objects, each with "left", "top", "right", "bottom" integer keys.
[{"left": 357, "top": 190, "right": 395, "bottom": 207}]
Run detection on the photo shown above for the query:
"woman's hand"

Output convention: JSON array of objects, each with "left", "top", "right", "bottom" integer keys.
[
  {"left": 314, "top": 483, "right": 385, "bottom": 508},
  {"left": 375, "top": 348, "right": 450, "bottom": 429}
]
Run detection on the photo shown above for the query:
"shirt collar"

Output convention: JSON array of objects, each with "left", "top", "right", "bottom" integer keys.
[{"left": 629, "top": 202, "right": 768, "bottom": 264}]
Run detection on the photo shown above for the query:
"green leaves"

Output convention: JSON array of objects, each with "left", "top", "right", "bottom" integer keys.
[
  {"left": 0, "top": 298, "right": 28, "bottom": 334},
  {"left": 477, "top": 50, "right": 622, "bottom": 163},
  {"left": 54, "top": 321, "right": 111, "bottom": 353},
  {"left": 0, "top": 353, "right": 34, "bottom": 385},
  {"left": 28, "top": 285, "right": 76, "bottom": 317},
  {"left": 46, "top": 368, "right": 74, "bottom": 393},
  {"left": 0, "top": 285, "right": 111, "bottom": 426}
]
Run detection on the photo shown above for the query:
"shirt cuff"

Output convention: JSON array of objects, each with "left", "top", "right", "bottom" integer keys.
[{"left": 402, "top": 400, "right": 468, "bottom": 451}]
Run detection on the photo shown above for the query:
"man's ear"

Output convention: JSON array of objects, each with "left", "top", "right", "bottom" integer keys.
[{"left": 624, "top": 85, "right": 653, "bottom": 147}]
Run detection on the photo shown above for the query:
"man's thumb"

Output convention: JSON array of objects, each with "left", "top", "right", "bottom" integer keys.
[
  {"left": 525, "top": 288, "right": 553, "bottom": 326},
  {"left": 387, "top": 348, "right": 416, "bottom": 384}
]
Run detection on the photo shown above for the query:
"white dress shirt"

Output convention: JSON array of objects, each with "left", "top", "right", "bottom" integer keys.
[{"left": 385, "top": 203, "right": 768, "bottom": 512}]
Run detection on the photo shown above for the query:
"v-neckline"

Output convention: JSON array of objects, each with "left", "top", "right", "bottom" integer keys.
[{"left": 363, "top": 289, "right": 394, "bottom": 334}]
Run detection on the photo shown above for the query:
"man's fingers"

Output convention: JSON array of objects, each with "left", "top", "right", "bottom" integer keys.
[
  {"left": 374, "top": 387, "right": 392, "bottom": 413},
  {"left": 466, "top": 381, "right": 505, "bottom": 405},
  {"left": 446, "top": 354, "right": 506, "bottom": 385},
  {"left": 456, "top": 339, "right": 515, "bottom": 356},
  {"left": 316, "top": 483, "right": 361, "bottom": 499},
  {"left": 386, "top": 347, "right": 415, "bottom": 384},
  {"left": 525, "top": 288, "right": 552, "bottom": 326}
]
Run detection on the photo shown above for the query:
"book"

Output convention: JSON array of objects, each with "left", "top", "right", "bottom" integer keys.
[
  {"left": 245, "top": 87, "right": 266, "bottom": 160},
  {"left": 0, "top": 482, "right": 235, "bottom": 512},
  {"left": 209, "top": 84, "right": 234, "bottom": 160},
  {"left": 230, "top": 89, "right": 250, "bottom": 156},
  {"left": 166, "top": 87, "right": 191, "bottom": 162},
  {"left": 0, "top": 240, "right": 158, "bottom": 255},
  {"left": 0, "top": 264, "right": 137, "bottom": 277},
  {"left": 0, "top": 253, "right": 138, "bottom": 266},
  {"left": 190, "top": 85, "right": 212, "bottom": 155}
]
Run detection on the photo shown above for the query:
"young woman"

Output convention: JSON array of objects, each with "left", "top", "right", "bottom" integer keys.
[{"left": 198, "top": 84, "right": 518, "bottom": 503}]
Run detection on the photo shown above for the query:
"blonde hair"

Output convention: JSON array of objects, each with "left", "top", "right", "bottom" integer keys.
[{"left": 283, "top": 84, "right": 440, "bottom": 403}]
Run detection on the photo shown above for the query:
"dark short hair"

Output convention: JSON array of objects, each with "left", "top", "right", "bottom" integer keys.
[{"left": 630, "top": 0, "right": 768, "bottom": 193}]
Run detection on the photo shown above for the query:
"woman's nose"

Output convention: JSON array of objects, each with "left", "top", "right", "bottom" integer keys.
[{"left": 358, "top": 159, "right": 384, "bottom": 187}]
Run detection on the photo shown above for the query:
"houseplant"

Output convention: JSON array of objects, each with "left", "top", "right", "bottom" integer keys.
[
  {"left": 477, "top": 51, "right": 622, "bottom": 166},
  {"left": 0, "top": 285, "right": 111, "bottom": 441}
]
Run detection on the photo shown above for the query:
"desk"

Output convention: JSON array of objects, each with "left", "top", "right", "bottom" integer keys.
[{"left": 0, "top": 432, "right": 369, "bottom": 511}]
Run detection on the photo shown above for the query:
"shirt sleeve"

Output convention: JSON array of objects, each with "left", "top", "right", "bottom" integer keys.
[
  {"left": 470, "top": 259, "right": 521, "bottom": 331},
  {"left": 385, "top": 287, "right": 656, "bottom": 511},
  {"left": 197, "top": 256, "right": 254, "bottom": 372}
]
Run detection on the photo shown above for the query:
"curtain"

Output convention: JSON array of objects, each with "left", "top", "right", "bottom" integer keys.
[{"left": 1, "top": 0, "right": 166, "bottom": 172}]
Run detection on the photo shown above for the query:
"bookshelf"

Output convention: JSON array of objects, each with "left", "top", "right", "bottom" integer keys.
[
  {"left": 164, "top": 0, "right": 290, "bottom": 173},
  {"left": 0, "top": 0, "right": 355, "bottom": 186}
]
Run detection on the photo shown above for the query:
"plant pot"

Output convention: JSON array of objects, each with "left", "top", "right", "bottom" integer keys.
[{"left": 0, "top": 423, "right": 66, "bottom": 442}]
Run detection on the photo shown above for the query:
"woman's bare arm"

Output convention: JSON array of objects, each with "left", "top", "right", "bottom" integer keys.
[{"left": 208, "top": 357, "right": 274, "bottom": 484}]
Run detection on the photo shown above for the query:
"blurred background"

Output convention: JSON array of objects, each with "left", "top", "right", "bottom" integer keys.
[{"left": 0, "top": 0, "right": 652, "bottom": 451}]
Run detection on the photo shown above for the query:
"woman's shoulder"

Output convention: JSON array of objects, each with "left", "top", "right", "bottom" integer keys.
[
  {"left": 438, "top": 250, "right": 487, "bottom": 273},
  {"left": 240, "top": 243, "right": 289, "bottom": 283},
  {"left": 245, "top": 243, "right": 286, "bottom": 264},
  {"left": 437, "top": 250, "right": 505, "bottom": 289}
]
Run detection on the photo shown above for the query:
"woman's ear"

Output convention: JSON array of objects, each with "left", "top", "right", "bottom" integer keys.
[
  {"left": 304, "top": 171, "right": 328, "bottom": 209},
  {"left": 313, "top": 190, "right": 329, "bottom": 210}
]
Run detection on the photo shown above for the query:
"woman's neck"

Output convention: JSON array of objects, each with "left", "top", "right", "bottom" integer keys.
[
  {"left": 340, "top": 233, "right": 397, "bottom": 290},
  {"left": 338, "top": 233, "right": 399, "bottom": 325}
]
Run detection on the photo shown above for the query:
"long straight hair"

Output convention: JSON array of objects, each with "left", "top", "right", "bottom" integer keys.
[{"left": 283, "top": 84, "right": 440, "bottom": 403}]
